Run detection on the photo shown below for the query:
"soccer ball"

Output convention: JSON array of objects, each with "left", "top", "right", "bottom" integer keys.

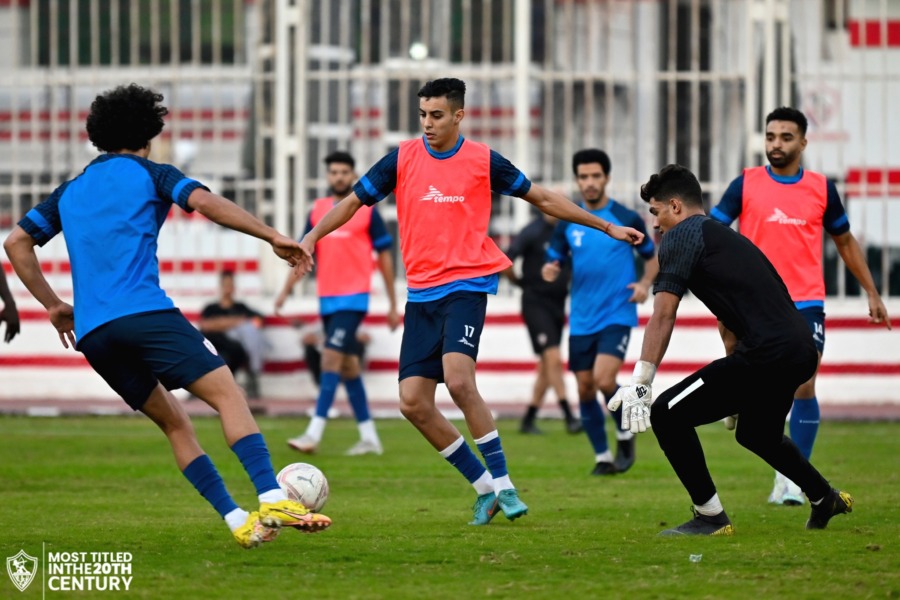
[{"left": 276, "top": 462, "right": 329, "bottom": 511}]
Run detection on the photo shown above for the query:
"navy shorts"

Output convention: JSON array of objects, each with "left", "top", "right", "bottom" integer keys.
[
  {"left": 322, "top": 310, "right": 366, "bottom": 356},
  {"left": 798, "top": 306, "right": 825, "bottom": 353},
  {"left": 79, "top": 309, "right": 226, "bottom": 410},
  {"left": 399, "top": 291, "right": 487, "bottom": 382},
  {"left": 568, "top": 324, "right": 632, "bottom": 372},
  {"left": 522, "top": 296, "right": 565, "bottom": 355}
]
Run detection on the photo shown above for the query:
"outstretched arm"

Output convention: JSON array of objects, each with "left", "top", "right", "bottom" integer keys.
[
  {"left": 0, "top": 266, "right": 19, "bottom": 342},
  {"left": 628, "top": 255, "right": 659, "bottom": 304},
  {"left": 274, "top": 269, "right": 302, "bottom": 315},
  {"left": 187, "top": 189, "right": 303, "bottom": 267},
  {"left": 296, "top": 194, "right": 365, "bottom": 275},
  {"left": 521, "top": 184, "right": 644, "bottom": 245},
  {"left": 4, "top": 227, "right": 74, "bottom": 348},
  {"left": 832, "top": 231, "right": 891, "bottom": 330}
]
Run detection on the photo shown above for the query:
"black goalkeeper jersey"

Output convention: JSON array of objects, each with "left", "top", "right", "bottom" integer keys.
[{"left": 654, "top": 215, "right": 814, "bottom": 364}]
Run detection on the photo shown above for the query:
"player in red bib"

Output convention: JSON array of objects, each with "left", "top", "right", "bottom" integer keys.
[
  {"left": 276, "top": 151, "right": 399, "bottom": 456},
  {"left": 294, "top": 78, "right": 644, "bottom": 525},
  {"left": 712, "top": 107, "right": 891, "bottom": 505}
]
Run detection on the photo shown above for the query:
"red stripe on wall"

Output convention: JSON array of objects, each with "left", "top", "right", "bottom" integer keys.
[
  {"left": 848, "top": 19, "right": 900, "bottom": 47},
  {"left": 10, "top": 308, "right": 887, "bottom": 330},
  {"left": 3, "top": 260, "right": 258, "bottom": 276},
  {"left": 1, "top": 356, "right": 897, "bottom": 376},
  {"left": 845, "top": 168, "right": 900, "bottom": 196}
]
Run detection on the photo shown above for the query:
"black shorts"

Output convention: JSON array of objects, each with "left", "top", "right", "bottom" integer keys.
[
  {"left": 322, "top": 310, "right": 366, "bottom": 356},
  {"left": 399, "top": 291, "right": 487, "bottom": 382},
  {"left": 79, "top": 309, "right": 226, "bottom": 410},
  {"left": 522, "top": 297, "right": 565, "bottom": 355}
]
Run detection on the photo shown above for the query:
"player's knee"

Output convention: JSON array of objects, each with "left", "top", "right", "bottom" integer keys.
[
  {"left": 444, "top": 374, "right": 476, "bottom": 401},
  {"left": 398, "top": 395, "right": 428, "bottom": 425}
]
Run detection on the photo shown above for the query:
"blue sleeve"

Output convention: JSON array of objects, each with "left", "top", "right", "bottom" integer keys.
[
  {"left": 823, "top": 179, "right": 850, "bottom": 236},
  {"left": 145, "top": 161, "right": 208, "bottom": 211},
  {"left": 302, "top": 213, "right": 313, "bottom": 239},
  {"left": 18, "top": 182, "right": 69, "bottom": 246},
  {"left": 710, "top": 176, "right": 744, "bottom": 225},
  {"left": 489, "top": 150, "right": 532, "bottom": 197},
  {"left": 354, "top": 149, "right": 399, "bottom": 206},
  {"left": 546, "top": 220, "right": 570, "bottom": 264},
  {"left": 369, "top": 206, "right": 392, "bottom": 252}
]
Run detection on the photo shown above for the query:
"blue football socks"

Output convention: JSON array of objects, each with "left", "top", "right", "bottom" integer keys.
[
  {"left": 580, "top": 397, "right": 610, "bottom": 454},
  {"left": 314, "top": 371, "right": 341, "bottom": 419},
  {"left": 789, "top": 397, "right": 820, "bottom": 460},
  {"left": 344, "top": 376, "right": 371, "bottom": 422},
  {"left": 182, "top": 454, "right": 239, "bottom": 518},
  {"left": 231, "top": 433, "right": 280, "bottom": 495}
]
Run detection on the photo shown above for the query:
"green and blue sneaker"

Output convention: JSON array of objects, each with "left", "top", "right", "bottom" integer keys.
[
  {"left": 497, "top": 489, "right": 528, "bottom": 521},
  {"left": 469, "top": 492, "right": 498, "bottom": 526}
]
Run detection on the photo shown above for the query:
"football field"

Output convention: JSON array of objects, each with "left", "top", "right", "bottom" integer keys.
[{"left": 1, "top": 416, "right": 897, "bottom": 599}]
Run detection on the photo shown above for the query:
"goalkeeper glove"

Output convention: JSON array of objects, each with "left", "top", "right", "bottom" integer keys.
[{"left": 608, "top": 361, "right": 657, "bottom": 434}]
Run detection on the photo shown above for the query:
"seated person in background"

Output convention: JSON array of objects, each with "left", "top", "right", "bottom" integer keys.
[{"left": 199, "top": 270, "right": 268, "bottom": 398}]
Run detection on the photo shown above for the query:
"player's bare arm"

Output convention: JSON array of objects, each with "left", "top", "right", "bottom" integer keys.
[
  {"left": 717, "top": 320, "right": 739, "bottom": 355},
  {"left": 376, "top": 249, "right": 401, "bottom": 330},
  {"left": 187, "top": 188, "right": 303, "bottom": 267},
  {"left": 0, "top": 267, "right": 20, "bottom": 342},
  {"left": 274, "top": 269, "right": 302, "bottom": 315},
  {"left": 296, "top": 193, "right": 365, "bottom": 275},
  {"left": 627, "top": 255, "right": 659, "bottom": 303},
  {"left": 639, "top": 290, "right": 681, "bottom": 367},
  {"left": 522, "top": 184, "right": 644, "bottom": 246},
  {"left": 4, "top": 227, "right": 75, "bottom": 348},
  {"left": 831, "top": 231, "right": 892, "bottom": 330}
]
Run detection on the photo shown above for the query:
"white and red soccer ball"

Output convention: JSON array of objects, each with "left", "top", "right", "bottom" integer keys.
[{"left": 276, "top": 462, "right": 329, "bottom": 512}]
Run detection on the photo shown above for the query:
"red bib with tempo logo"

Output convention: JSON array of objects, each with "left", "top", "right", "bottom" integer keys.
[
  {"left": 739, "top": 166, "right": 828, "bottom": 302},
  {"left": 311, "top": 197, "right": 376, "bottom": 297},
  {"left": 395, "top": 138, "right": 511, "bottom": 288}
]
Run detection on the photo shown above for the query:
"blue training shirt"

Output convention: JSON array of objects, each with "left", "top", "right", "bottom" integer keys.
[
  {"left": 18, "top": 153, "right": 207, "bottom": 345},
  {"left": 352, "top": 135, "right": 532, "bottom": 302},
  {"left": 546, "top": 200, "right": 655, "bottom": 335},
  {"left": 302, "top": 203, "right": 393, "bottom": 314}
]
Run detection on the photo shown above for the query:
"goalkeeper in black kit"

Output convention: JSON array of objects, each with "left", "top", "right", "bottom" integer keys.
[{"left": 608, "top": 164, "right": 853, "bottom": 535}]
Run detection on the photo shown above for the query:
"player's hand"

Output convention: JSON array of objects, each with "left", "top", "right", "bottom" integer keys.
[
  {"left": 627, "top": 281, "right": 650, "bottom": 304},
  {"left": 0, "top": 304, "right": 20, "bottom": 343},
  {"left": 607, "top": 224, "right": 645, "bottom": 246},
  {"left": 541, "top": 261, "right": 560, "bottom": 283},
  {"left": 270, "top": 233, "right": 304, "bottom": 267},
  {"left": 608, "top": 384, "right": 652, "bottom": 433},
  {"left": 48, "top": 301, "right": 75, "bottom": 349},
  {"left": 294, "top": 234, "right": 316, "bottom": 276},
  {"left": 386, "top": 306, "right": 401, "bottom": 331},
  {"left": 867, "top": 295, "right": 892, "bottom": 330}
]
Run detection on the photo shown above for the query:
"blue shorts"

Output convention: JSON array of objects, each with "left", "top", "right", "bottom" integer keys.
[
  {"left": 79, "top": 309, "right": 226, "bottom": 410},
  {"left": 399, "top": 291, "right": 487, "bottom": 382},
  {"left": 798, "top": 306, "right": 825, "bottom": 353},
  {"left": 322, "top": 310, "right": 366, "bottom": 356},
  {"left": 568, "top": 325, "right": 632, "bottom": 372}
]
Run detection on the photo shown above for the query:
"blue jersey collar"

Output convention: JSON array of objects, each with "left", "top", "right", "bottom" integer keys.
[
  {"left": 422, "top": 134, "right": 464, "bottom": 159},
  {"left": 766, "top": 164, "right": 804, "bottom": 184}
]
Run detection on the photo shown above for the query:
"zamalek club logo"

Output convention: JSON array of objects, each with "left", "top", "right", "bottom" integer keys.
[
  {"left": 7, "top": 549, "right": 38, "bottom": 592},
  {"left": 766, "top": 207, "right": 807, "bottom": 226},
  {"left": 419, "top": 185, "right": 465, "bottom": 203}
]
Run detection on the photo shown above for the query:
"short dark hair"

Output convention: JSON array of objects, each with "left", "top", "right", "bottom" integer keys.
[
  {"left": 766, "top": 107, "right": 808, "bottom": 136},
  {"left": 640, "top": 164, "right": 703, "bottom": 207},
  {"left": 86, "top": 84, "right": 168, "bottom": 152},
  {"left": 572, "top": 149, "right": 611, "bottom": 176},
  {"left": 220, "top": 269, "right": 235, "bottom": 280},
  {"left": 324, "top": 150, "right": 355, "bottom": 170},
  {"left": 417, "top": 78, "right": 466, "bottom": 110}
]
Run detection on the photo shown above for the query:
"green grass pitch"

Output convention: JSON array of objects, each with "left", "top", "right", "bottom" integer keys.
[{"left": 1, "top": 416, "right": 897, "bottom": 599}]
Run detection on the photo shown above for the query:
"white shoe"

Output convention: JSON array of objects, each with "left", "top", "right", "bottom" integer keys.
[
  {"left": 781, "top": 477, "right": 805, "bottom": 506},
  {"left": 287, "top": 434, "right": 319, "bottom": 454},
  {"left": 345, "top": 439, "right": 383, "bottom": 456},
  {"left": 768, "top": 472, "right": 788, "bottom": 504}
]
